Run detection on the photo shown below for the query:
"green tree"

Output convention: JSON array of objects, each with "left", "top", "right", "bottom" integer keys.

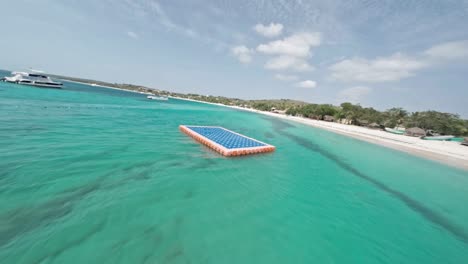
[{"left": 384, "top": 107, "right": 408, "bottom": 128}]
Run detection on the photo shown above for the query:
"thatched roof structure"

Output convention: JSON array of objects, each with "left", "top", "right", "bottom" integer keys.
[
  {"left": 356, "top": 119, "right": 369, "bottom": 126},
  {"left": 367, "top": 123, "right": 381, "bottom": 129},
  {"left": 339, "top": 119, "right": 352, "bottom": 125},
  {"left": 462, "top": 138, "right": 468, "bottom": 146},
  {"left": 405, "top": 127, "right": 425, "bottom": 137},
  {"left": 323, "top": 115, "right": 335, "bottom": 122}
]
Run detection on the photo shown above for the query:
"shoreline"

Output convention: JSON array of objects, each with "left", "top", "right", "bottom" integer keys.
[
  {"left": 61, "top": 79, "right": 153, "bottom": 95},
  {"left": 171, "top": 96, "right": 468, "bottom": 171},
  {"left": 60, "top": 81, "right": 467, "bottom": 170}
]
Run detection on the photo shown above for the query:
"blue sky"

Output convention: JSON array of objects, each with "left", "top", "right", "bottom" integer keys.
[{"left": 1, "top": 0, "right": 468, "bottom": 116}]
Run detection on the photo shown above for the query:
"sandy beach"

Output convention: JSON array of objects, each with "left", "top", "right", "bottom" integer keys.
[{"left": 172, "top": 97, "right": 468, "bottom": 170}]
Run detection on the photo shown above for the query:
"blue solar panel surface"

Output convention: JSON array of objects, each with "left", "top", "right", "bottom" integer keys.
[{"left": 186, "top": 126, "right": 266, "bottom": 149}]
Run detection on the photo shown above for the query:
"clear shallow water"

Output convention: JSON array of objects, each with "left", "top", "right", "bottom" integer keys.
[{"left": 0, "top": 77, "right": 468, "bottom": 263}]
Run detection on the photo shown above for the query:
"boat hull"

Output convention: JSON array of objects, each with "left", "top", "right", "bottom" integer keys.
[
  {"left": 422, "top": 136, "right": 455, "bottom": 141},
  {"left": 2, "top": 71, "right": 63, "bottom": 89},
  {"left": 18, "top": 82, "right": 63, "bottom": 89},
  {"left": 147, "top": 96, "right": 168, "bottom": 101},
  {"left": 384, "top": 128, "right": 405, "bottom": 135}
]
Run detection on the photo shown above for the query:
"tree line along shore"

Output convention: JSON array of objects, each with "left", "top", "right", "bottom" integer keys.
[{"left": 55, "top": 75, "right": 468, "bottom": 137}]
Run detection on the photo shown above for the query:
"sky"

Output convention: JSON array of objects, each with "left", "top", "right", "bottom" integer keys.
[{"left": 1, "top": 0, "right": 468, "bottom": 116}]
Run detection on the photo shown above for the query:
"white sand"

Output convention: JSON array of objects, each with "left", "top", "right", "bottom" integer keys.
[{"left": 172, "top": 97, "right": 468, "bottom": 170}]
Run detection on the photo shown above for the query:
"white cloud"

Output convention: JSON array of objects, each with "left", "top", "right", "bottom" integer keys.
[
  {"left": 147, "top": 1, "right": 228, "bottom": 50},
  {"left": 274, "top": 74, "right": 298, "bottom": 81},
  {"left": 338, "top": 86, "right": 372, "bottom": 103},
  {"left": 296, "top": 80, "right": 317, "bottom": 88},
  {"left": 257, "top": 32, "right": 321, "bottom": 58},
  {"left": 329, "top": 53, "right": 427, "bottom": 83},
  {"left": 127, "top": 31, "right": 139, "bottom": 39},
  {"left": 424, "top": 40, "right": 468, "bottom": 60},
  {"left": 231, "top": 45, "right": 253, "bottom": 63},
  {"left": 253, "top": 23, "right": 284, "bottom": 38},
  {"left": 328, "top": 40, "right": 468, "bottom": 83},
  {"left": 265, "top": 56, "right": 314, "bottom": 72}
]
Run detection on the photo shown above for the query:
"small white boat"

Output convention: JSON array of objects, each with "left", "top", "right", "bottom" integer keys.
[
  {"left": 422, "top": 130, "right": 455, "bottom": 141},
  {"left": 422, "top": 135, "right": 455, "bottom": 141},
  {"left": 384, "top": 127, "right": 404, "bottom": 135},
  {"left": 147, "top": 95, "right": 168, "bottom": 101},
  {"left": 1, "top": 71, "right": 62, "bottom": 88}
]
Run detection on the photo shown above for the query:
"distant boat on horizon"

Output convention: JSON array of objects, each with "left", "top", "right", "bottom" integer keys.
[
  {"left": 1, "top": 71, "right": 63, "bottom": 89},
  {"left": 147, "top": 95, "right": 168, "bottom": 101}
]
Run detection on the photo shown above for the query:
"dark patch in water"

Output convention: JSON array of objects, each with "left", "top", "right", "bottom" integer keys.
[
  {"left": 273, "top": 121, "right": 468, "bottom": 244},
  {"left": 66, "top": 147, "right": 128, "bottom": 163},
  {"left": 0, "top": 125, "right": 46, "bottom": 133},
  {"left": 264, "top": 132, "right": 275, "bottom": 139},
  {"left": 168, "top": 161, "right": 184, "bottom": 168},
  {"left": 122, "top": 161, "right": 155, "bottom": 172},
  {"left": 140, "top": 227, "right": 164, "bottom": 263},
  {"left": 32, "top": 220, "right": 105, "bottom": 264},
  {"left": 142, "top": 253, "right": 153, "bottom": 264},
  {"left": 133, "top": 169, "right": 152, "bottom": 180},
  {"left": 104, "top": 163, "right": 157, "bottom": 190},
  {"left": 111, "top": 238, "right": 131, "bottom": 252},
  {"left": 184, "top": 190, "right": 194, "bottom": 199},
  {"left": 263, "top": 116, "right": 296, "bottom": 130},
  {"left": 164, "top": 246, "right": 184, "bottom": 263},
  {"left": 190, "top": 158, "right": 217, "bottom": 170},
  {"left": 174, "top": 215, "right": 184, "bottom": 227},
  {"left": 0, "top": 181, "right": 101, "bottom": 248},
  {"left": 144, "top": 227, "right": 164, "bottom": 250}
]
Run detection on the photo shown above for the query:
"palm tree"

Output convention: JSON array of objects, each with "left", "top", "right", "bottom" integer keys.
[{"left": 386, "top": 107, "right": 408, "bottom": 128}]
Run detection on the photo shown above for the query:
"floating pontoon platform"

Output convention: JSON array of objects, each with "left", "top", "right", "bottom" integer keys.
[{"left": 180, "top": 125, "right": 275, "bottom": 156}]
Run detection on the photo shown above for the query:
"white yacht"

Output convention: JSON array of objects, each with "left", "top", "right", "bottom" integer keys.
[
  {"left": 147, "top": 95, "right": 168, "bottom": 101},
  {"left": 1, "top": 71, "right": 63, "bottom": 88}
]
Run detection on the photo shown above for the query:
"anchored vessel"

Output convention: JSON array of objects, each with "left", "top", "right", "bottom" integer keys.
[
  {"left": 421, "top": 130, "right": 455, "bottom": 141},
  {"left": 384, "top": 127, "right": 405, "bottom": 135},
  {"left": 147, "top": 95, "right": 168, "bottom": 101},
  {"left": 422, "top": 135, "right": 455, "bottom": 141},
  {"left": 1, "top": 71, "right": 62, "bottom": 88},
  {"left": 180, "top": 125, "right": 275, "bottom": 156}
]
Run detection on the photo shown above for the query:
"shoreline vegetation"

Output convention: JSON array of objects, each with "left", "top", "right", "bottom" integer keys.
[
  {"left": 56, "top": 75, "right": 468, "bottom": 170},
  {"left": 56, "top": 75, "right": 468, "bottom": 136}
]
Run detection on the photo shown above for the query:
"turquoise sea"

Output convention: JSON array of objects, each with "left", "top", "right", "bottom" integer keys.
[{"left": 1, "top": 73, "right": 468, "bottom": 263}]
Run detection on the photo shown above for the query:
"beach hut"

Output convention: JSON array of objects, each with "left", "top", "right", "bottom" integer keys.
[
  {"left": 323, "top": 115, "right": 335, "bottom": 122},
  {"left": 367, "top": 123, "right": 381, "bottom": 129},
  {"left": 356, "top": 119, "right": 369, "bottom": 126},
  {"left": 405, "top": 127, "right": 426, "bottom": 137},
  {"left": 339, "top": 119, "right": 352, "bottom": 125},
  {"left": 462, "top": 138, "right": 468, "bottom": 146}
]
